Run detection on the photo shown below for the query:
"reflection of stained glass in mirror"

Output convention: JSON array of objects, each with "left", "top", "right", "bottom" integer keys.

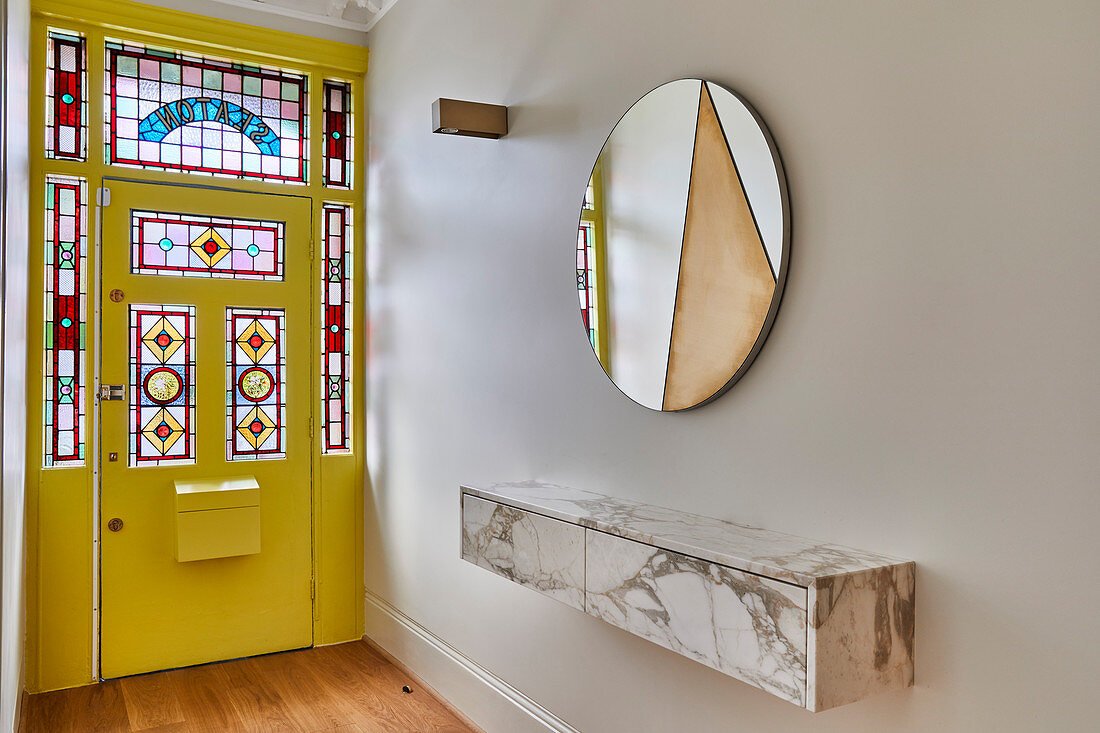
[
  {"left": 106, "top": 40, "right": 307, "bottom": 182},
  {"left": 323, "top": 80, "right": 352, "bottom": 188},
  {"left": 130, "top": 305, "right": 196, "bottom": 466},
  {"left": 583, "top": 181, "right": 595, "bottom": 210},
  {"left": 46, "top": 29, "right": 86, "bottom": 160},
  {"left": 44, "top": 176, "right": 87, "bottom": 467},
  {"left": 131, "top": 210, "right": 285, "bottom": 280},
  {"left": 227, "top": 308, "right": 286, "bottom": 460},
  {"left": 321, "top": 204, "right": 352, "bottom": 453},
  {"left": 577, "top": 221, "right": 597, "bottom": 349}
]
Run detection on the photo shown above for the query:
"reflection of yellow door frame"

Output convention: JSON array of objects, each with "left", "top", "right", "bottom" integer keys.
[
  {"left": 581, "top": 158, "right": 611, "bottom": 371},
  {"left": 26, "top": 0, "right": 368, "bottom": 692}
]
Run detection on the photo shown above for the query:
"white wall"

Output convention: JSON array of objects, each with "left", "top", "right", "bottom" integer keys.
[
  {"left": 1, "top": 0, "right": 29, "bottom": 728},
  {"left": 364, "top": 1, "right": 1099, "bottom": 731}
]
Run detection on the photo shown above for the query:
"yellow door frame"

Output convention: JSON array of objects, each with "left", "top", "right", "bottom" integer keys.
[{"left": 26, "top": 0, "right": 368, "bottom": 692}]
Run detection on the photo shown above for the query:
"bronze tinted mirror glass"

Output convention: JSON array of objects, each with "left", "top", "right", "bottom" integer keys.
[{"left": 578, "top": 79, "right": 789, "bottom": 411}]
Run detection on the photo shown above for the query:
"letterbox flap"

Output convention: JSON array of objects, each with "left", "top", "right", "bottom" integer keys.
[{"left": 175, "top": 476, "right": 260, "bottom": 512}]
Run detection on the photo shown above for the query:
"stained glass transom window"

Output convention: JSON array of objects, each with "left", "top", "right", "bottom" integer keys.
[
  {"left": 577, "top": 221, "right": 597, "bottom": 349},
  {"left": 130, "top": 305, "right": 196, "bottom": 466},
  {"left": 107, "top": 41, "right": 307, "bottom": 182},
  {"left": 322, "top": 204, "right": 352, "bottom": 453},
  {"left": 227, "top": 308, "right": 286, "bottom": 460},
  {"left": 44, "top": 176, "right": 87, "bottom": 466},
  {"left": 131, "top": 210, "right": 285, "bottom": 281},
  {"left": 323, "top": 81, "right": 352, "bottom": 188},
  {"left": 46, "top": 30, "right": 86, "bottom": 160}
]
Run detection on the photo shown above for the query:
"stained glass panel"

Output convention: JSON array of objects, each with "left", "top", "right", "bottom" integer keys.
[
  {"left": 322, "top": 204, "right": 352, "bottom": 453},
  {"left": 107, "top": 41, "right": 307, "bottom": 182},
  {"left": 44, "top": 176, "right": 87, "bottom": 467},
  {"left": 583, "top": 181, "right": 595, "bottom": 210},
  {"left": 578, "top": 221, "right": 597, "bottom": 348},
  {"left": 131, "top": 210, "right": 285, "bottom": 280},
  {"left": 130, "top": 305, "right": 196, "bottom": 466},
  {"left": 227, "top": 308, "right": 286, "bottom": 460},
  {"left": 323, "top": 81, "right": 352, "bottom": 188},
  {"left": 46, "top": 30, "right": 86, "bottom": 160}
]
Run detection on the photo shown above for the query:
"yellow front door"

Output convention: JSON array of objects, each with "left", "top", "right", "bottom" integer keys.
[{"left": 99, "top": 178, "right": 314, "bottom": 678}]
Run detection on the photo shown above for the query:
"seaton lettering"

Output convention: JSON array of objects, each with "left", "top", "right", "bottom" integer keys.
[
  {"left": 137, "top": 97, "right": 282, "bottom": 156},
  {"left": 214, "top": 100, "right": 231, "bottom": 126}
]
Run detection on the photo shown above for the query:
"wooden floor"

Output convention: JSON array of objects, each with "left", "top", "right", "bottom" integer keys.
[{"left": 20, "top": 640, "right": 477, "bottom": 732}]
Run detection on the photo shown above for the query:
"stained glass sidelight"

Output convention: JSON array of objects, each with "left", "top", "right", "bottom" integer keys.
[
  {"left": 227, "top": 308, "right": 286, "bottom": 460},
  {"left": 577, "top": 221, "right": 597, "bottom": 349},
  {"left": 322, "top": 81, "right": 352, "bottom": 188},
  {"left": 44, "top": 176, "right": 87, "bottom": 466},
  {"left": 322, "top": 204, "right": 352, "bottom": 453},
  {"left": 583, "top": 181, "right": 595, "bottom": 210},
  {"left": 130, "top": 305, "right": 196, "bottom": 466},
  {"left": 131, "top": 210, "right": 285, "bottom": 280},
  {"left": 46, "top": 30, "right": 86, "bottom": 160},
  {"left": 107, "top": 40, "right": 308, "bottom": 182}
]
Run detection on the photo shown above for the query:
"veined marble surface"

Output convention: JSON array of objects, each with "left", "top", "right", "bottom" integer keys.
[
  {"left": 586, "top": 530, "right": 808, "bottom": 706},
  {"left": 463, "top": 481, "right": 910, "bottom": 587},
  {"left": 461, "top": 494, "right": 586, "bottom": 610}
]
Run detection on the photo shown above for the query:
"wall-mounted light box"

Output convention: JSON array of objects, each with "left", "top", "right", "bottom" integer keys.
[{"left": 432, "top": 98, "right": 508, "bottom": 139}]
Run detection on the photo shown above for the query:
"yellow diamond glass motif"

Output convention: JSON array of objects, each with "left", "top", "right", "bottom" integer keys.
[
  {"left": 140, "top": 407, "right": 184, "bottom": 454},
  {"left": 189, "top": 227, "right": 231, "bottom": 268},
  {"left": 236, "top": 405, "right": 277, "bottom": 449},
  {"left": 140, "top": 316, "right": 184, "bottom": 363},
  {"left": 236, "top": 319, "right": 275, "bottom": 363}
]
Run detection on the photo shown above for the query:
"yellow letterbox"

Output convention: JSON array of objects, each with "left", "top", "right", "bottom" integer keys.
[{"left": 174, "top": 476, "right": 261, "bottom": 562}]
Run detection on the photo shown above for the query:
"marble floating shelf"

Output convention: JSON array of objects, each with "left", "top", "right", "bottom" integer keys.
[{"left": 460, "top": 481, "right": 914, "bottom": 712}]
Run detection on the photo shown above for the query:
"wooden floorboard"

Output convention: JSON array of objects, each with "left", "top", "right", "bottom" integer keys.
[{"left": 20, "top": 640, "right": 476, "bottom": 732}]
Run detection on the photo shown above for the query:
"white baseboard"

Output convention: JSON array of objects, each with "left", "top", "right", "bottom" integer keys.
[{"left": 363, "top": 589, "right": 580, "bottom": 733}]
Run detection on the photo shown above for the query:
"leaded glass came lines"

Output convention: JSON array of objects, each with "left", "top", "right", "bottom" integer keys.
[
  {"left": 131, "top": 210, "right": 285, "bottom": 281},
  {"left": 44, "top": 176, "right": 87, "bottom": 466},
  {"left": 227, "top": 308, "right": 286, "bottom": 460},
  {"left": 323, "top": 81, "right": 352, "bottom": 188},
  {"left": 46, "top": 30, "right": 86, "bottom": 160},
  {"left": 130, "top": 305, "right": 197, "bottom": 466},
  {"left": 107, "top": 40, "right": 308, "bottom": 182},
  {"left": 322, "top": 204, "right": 352, "bottom": 453}
]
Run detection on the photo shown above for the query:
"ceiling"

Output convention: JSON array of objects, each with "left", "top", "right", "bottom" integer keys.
[{"left": 205, "top": 0, "right": 400, "bottom": 33}]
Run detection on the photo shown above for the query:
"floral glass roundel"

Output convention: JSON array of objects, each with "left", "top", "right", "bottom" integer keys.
[
  {"left": 577, "top": 79, "right": 789, "bottom": 411},
  {"left": 239, "top": 367, "right": 274, "bottom": 401},
  {"left": 144, "top": 367, "right": 183, "bottom": 404}
]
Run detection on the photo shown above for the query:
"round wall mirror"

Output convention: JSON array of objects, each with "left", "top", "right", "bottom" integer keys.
[{"left": 577, "top": 79, "right": 789, "bottom": 411}]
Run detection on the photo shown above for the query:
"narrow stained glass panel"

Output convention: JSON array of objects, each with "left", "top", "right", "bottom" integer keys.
[
  {"left": 577, "top": 221, "right": 597, "bottom": 348},
  {"left": 107, "top": 40, "right": 307, "bottom": 182},
  {"left": 44, "top": 176, "right": 87, "bottom": 467},
  {"left": 131, "top": 210, "right": 285, "bottom": 281},
  {"left": 130, "top": 305, "right": 196, "bottom": 466},
  {"left": 227, "top": 308, "right": 286, "bottom": 461},
  {"left": 46, "top": 30, "right": 86, "bottom": 160},
  {"left": 322, "top": 204, "right": 352, "bottom": 453},
  {"left": 323, "top": 80, "right": 352, "bottom": 188}
]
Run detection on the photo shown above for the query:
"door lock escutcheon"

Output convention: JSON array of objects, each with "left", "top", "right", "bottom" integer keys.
[
  {"left": 107, "top": 518, "right": 123, "bottom": 532},
  {"left": 98, "top": 384, "right": 125, "bottom": 401}
]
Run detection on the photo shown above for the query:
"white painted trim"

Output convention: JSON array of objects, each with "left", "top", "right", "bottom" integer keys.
[
  {"left": 364, "top": 589, "right": 580, "bottom": 733},
  {"left": 204, "top": 0, "right": 400, "bottom": 33}
]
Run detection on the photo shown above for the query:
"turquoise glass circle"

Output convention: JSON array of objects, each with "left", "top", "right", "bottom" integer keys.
[
  {"left": 246, "top": 244, "right": 260, "bottom": 256},
  {"left": 158, "top": 237, "right": 174, "bottom": 251},
  {"left": 61, "top": 93, "right": 74, "bottom": 104}
]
